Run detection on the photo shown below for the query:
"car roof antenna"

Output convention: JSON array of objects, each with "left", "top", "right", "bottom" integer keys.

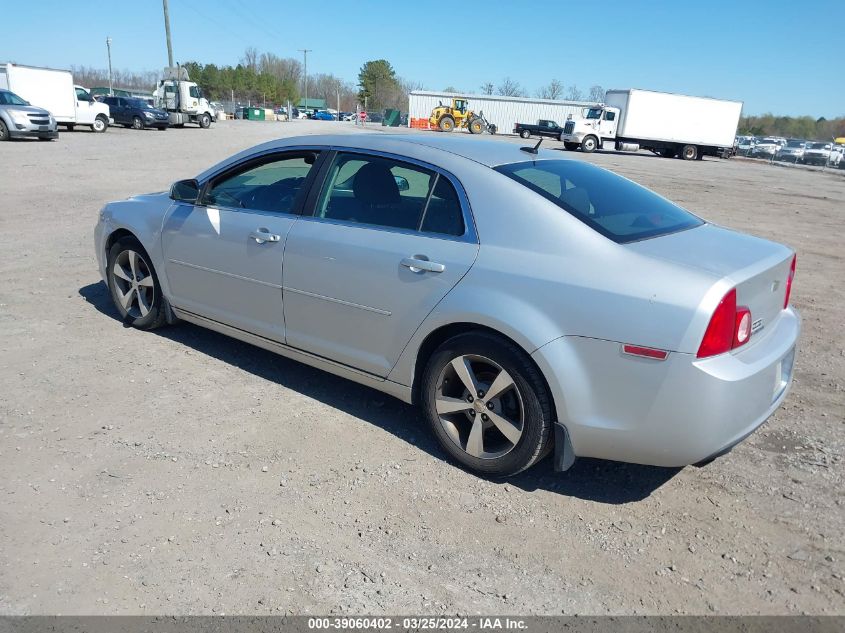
[{"left": 520, "top": 138, "right": 543, "bottom": 155}]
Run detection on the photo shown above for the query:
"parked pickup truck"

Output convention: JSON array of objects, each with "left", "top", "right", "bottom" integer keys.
[{"left": 514, "top": 119, "right": 563, "bottom": 140}]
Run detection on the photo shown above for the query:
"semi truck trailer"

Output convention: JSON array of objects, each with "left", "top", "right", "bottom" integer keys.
[{"left": 560, "top": 88, "right": 742, "bottom": 160}]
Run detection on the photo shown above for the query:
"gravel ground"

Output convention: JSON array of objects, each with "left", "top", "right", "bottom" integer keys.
[{"left": 0, "top": 120, "right": 843, "bottom": 616}]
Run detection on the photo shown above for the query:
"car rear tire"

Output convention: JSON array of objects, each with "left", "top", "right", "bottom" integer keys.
[
  {"left": 199, "top": 113, "right": 211, "bottom": 128},
  {"left": 520, "top": 129, "right": 531, "bottom": 139},
  {"left": 422, "top": 332, "right": 553, "bottom": 477},
  {"left": 92, "top": 115, "right": 108, "bottom": 133},
  {"left": 106, "top": 236, "right": 168, "bottom": 330},
  {"left": 581, "top": 135, "right": 598, "bottom": 153},
  {"left": 439, "top": 116, "right": 455, "bottom": 132},
  {"left": 681, "top": 144, "right": 698, "bottom": 160},
  {"left": 0, "top": 120, "right": 9, "bottom": 141},
  {"left": 132, "top": 116, "right": 144, "bottom": 130}
]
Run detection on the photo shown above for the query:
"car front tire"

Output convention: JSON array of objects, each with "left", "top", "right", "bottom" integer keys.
[
  {"left": 422, "top": 332, "right": 553, "bottom": 477},
  {"left": 92, "top": 115, "right": 108, "bottom": 133},
  {"left": 106, "top": 236, "right": 168, "bottom": 330}
]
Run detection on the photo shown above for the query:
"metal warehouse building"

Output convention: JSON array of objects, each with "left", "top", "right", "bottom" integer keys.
[{"left": 408, "top": 90, "right": 596, "bottom": 135}]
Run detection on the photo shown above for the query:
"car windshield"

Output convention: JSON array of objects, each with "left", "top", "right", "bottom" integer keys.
[
  {"left": 760, "top": 138, "right": 778, "bottom": 144},
  {"left": 0, "top": 90, "right": 29, "bottom": 106},
  {"left": 809, "top": 143, "right": 829, "bottom": 149},
  {"left": 786, "top": 140, "right": 804, "bottom": 147},
  {"left": 585, "top": 108, "right": 602, "bottom": 120},
  {"left": 495, "top": 160, "right": 703, "bottom": 243}
]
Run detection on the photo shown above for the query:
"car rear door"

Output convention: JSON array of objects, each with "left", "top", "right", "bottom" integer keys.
[
  {"left": 160, "top": 149, "right": 325, "bottom": 342},
  {"left": 282, "top": 150, "right": 479, "bottom": 377}
]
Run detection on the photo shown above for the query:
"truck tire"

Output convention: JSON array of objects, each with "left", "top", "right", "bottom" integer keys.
[
  {"left": 468, "top": 118, "right": 484, "bottom": 134},
  {"left": 92, "top": 115, "right": 108, "bottom": 133},
  {"left": 681, "top": 144, "right": 698, "bottom": 160},
  {"left": 199, "top": 113, "right": 212, "bottom": 129},
  {"left": 439, "top": 116, "right": 455, "bottom": 132},
  {"left": 0, "top": 120, "right": 9, "bottom": 141},
  {"left": 581, "top": 135, "right": 598, "bottom": 153},
  {"left": 520, "top": 129, "right": 531, "bottom": 139},
  {"left": 563, "top": 142, "right": 579, "bottom": 151}
]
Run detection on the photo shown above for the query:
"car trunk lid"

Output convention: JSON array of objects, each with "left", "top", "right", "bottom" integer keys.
[{"left": 627, "top": 223, "right": 794, "bottom": 348}]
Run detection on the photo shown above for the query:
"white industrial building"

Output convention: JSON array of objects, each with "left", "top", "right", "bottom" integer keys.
[{"left": 408, "top": 90, "right": 596, "bottom": 134}]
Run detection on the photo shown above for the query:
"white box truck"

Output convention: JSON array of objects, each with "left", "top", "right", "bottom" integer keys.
[
  {"left": 559, "top": 88, "right": 742, "bottom": 160},
  {"left": 0, "top": 63, "right": 110, "bottom": 133}
]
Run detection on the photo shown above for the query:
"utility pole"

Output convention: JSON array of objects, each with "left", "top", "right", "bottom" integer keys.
[
  {"left": 298, "top": 49, "right": 311, "bottom": 113},
  {"left": 162, "top": 0, "right": 174, "bottom": 68},
  {"left": 106, "top": 37, "right": 114, "bottom": 96}
]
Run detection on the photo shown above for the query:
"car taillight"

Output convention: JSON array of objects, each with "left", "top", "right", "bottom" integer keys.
[
  {"left": 697, "top": 289, "right": 753, "bottom": 358},
  {"left": 784, "top": 254, "right": 796, "bottom": 309}
]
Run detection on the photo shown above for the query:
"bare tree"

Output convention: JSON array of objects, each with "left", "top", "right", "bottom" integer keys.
[
  {"left": 566, "top": 85, "right": 584, "bottom": 101},
  {"left": 537, "top": 79, "right": 564, "bottom": 100},
  {"left": 70, "top": 65, "right": 157, "bottom": 91},
  {"left": 480, "top": 82, "right": 494, "bottom": 95},
  {"left": 241, "top": 47, "right": 259, "bottom": 73},
  {"left": 496, "top": 77, "right": 524, "bottom": 97},
  {"left": 259, "top": 53, "right": 302, "bottom": 86},
  {"left": 588, "top": 85, "right": 605, "bottom": 102}
]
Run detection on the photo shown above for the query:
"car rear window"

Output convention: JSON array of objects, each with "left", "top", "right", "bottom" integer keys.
[{"left": 494, "top": 160, "right": 703, "bottom": 243}]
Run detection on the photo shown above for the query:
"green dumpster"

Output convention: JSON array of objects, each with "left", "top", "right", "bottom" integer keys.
[
  {"left": 382, "top": 109, "right": 401, "bottom": 127},
  {"left": 245, "top": 107, "right": 265, "bottom": 121}
]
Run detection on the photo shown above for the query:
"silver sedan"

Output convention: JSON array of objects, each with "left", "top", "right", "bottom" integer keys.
[{"left": 94, "top": 134, "right": 800, "bottom": 477}]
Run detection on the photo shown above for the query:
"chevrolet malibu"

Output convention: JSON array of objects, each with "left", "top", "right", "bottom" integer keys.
[{"left": 94, "top": 135, "right": 800, "bottom": 477}]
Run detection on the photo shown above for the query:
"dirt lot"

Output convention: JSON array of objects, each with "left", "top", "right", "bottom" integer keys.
[{"left": 0, "top": 120, "right": 843, "bottom": 616}]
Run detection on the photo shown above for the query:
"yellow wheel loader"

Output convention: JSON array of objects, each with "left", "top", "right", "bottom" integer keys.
[{"left": 429, "top": 98, "right": 497, "bottom": 134}]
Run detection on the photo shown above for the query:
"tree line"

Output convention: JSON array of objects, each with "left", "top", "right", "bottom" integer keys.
[
  {"left": 474, "top": 79, "right": 605, "bottom": 103},
  {"left": 739, "top": 114, "right": 845, "bottom": 141}
]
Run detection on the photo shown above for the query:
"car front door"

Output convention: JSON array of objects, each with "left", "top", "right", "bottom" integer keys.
[
  {"left": 282, "top": 150, "right": 479, "bottom": 377},
  {"left": 160, "top": 150, "right": 324, "bottom": 342}
]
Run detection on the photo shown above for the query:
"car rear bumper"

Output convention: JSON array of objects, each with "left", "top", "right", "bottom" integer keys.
[{"left": 532, "top": 307, "right": 800, "bottom": 467}]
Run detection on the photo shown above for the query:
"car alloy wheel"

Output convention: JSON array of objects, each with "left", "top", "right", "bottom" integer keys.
[
  {"left": 435, "top": 354, "right": 525, "bottom": 459},
  {"left": 111, "top": 248, "right": 155, "bottom": 319}
]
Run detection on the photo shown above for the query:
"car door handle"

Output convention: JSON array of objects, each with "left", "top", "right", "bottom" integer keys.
[
  {"left": 249, "top": 229, "right": 280, "bottom": 244},
  {"left": 401, "top": 256, "right": 445, "bottom": 273}
]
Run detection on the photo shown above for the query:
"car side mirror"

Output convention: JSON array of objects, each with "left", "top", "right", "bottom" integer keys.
[
  {"left": 394, "top": 176, "right": 410, "bottom": 192},
  {"left": 170, "top": 179, "right": 200, "bottom": 203}
]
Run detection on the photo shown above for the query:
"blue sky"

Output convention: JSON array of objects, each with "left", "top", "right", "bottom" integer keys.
[{"left": 2, "top": 0, "right": 842, "bottom": 117}]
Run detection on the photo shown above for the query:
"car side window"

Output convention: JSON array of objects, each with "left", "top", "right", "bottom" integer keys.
[
  {"left": 203, "top": 152, "right": 320, "bottom": 214},
  {"left": 314, "top": 153, "right": 466, "bottom": 237},
  {"left": 316, "top": 153, "right": 435, "bottom": 231},
  {"left": 420, "top": 175, "right": 465, "bottom": 236}
]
